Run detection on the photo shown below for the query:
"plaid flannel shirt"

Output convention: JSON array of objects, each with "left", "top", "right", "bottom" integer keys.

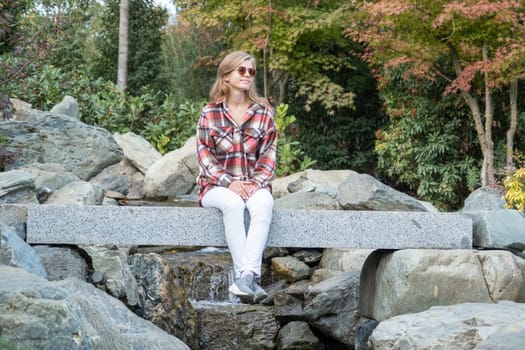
[{"left": 196, "top": 101, "right": 277, "bottom": 204}]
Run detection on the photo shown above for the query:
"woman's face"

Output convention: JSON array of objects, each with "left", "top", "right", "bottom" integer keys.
[{"left": 225, "top": 59, "right": 255, "bottom": 92}]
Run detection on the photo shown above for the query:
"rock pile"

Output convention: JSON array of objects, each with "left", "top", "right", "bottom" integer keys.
[{"left": 1, "top": 96, "right": 524, "bottom": 349}]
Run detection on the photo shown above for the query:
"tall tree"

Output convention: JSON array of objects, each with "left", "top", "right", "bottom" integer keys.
[
  {"left": 88, "top": 0, "right": 167, "bottom": 95},
  {"left": 347, "top": 0, "right": 525, "bottom": 187},
  {"left": 173, "top": 0, "right": 356, "bottom": 114},
  {"left": 117, "top": 0, "right": 129, "bottom": 90}
]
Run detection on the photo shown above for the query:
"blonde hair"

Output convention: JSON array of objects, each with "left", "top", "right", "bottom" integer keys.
[{"left": 209, "top": 51, "right": 266, "bottom": 104}]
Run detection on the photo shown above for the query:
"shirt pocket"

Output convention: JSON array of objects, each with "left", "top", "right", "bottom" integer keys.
[
  {"left": 243, "top": 128, "right": 266, "bottom": 154},
  {"left": 210, "top": 127, "right": 234, "bottom": 153}
]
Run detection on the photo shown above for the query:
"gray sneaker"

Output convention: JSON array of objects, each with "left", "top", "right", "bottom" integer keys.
[
  {"left": 229, "top": 274, "right": 255, "bottom": 301},
  {"left": 252, "top": 282, "right": 267, "bottom": 303}
]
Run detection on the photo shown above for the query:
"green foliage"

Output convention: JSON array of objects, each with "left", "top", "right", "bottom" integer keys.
[
  {"left": 174, "top": 0, "right": 356, "bottom": 112},
  {"left": 161, "top": 22, "right": 225, "bottom": 102},
  {"left": 87, "top": 0, "right": 168, "bottom": 95},
  {"left": 292, "top": 53, "right": 385, "bottom": 172},
  {"left": 142, "top": 98, "right": 203, "bottom": 154},
  {"left": 375, "top": 64, "right": 480, "bottom": 211},
  {"left": 274, "top": 103, "right": 316, "bottom": 177},
  {"left": 504, "top": 168, "right": 525, "bottom": 212}
]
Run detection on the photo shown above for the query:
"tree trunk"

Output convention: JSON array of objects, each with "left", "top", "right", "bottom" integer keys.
[
  {"left": 505, "top": 78, "right": 518, "bottom": 177},
  {"left": 482, "top": 43, "right": 495, "bottom": 186},
  {"left": 117, "top": 0, "right": 129, "bottom": 90},
  {"left": 263, "top": 0, "right": 272, "bottom": 100},
  {"left": 448, "top": 43, "right": 492, "bottom": 187}
]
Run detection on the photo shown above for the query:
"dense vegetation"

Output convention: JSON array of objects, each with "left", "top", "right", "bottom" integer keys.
[{"left": 1, "top": 0, "right": 524, "bottom": 211}]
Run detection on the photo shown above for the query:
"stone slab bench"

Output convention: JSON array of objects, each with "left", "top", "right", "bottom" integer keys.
[{"left": 23, "top": 205, "right": 473, "bottom": 249}]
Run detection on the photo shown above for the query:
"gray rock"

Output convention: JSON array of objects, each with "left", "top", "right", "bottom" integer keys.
[
  {"left": 33, "top": 245, "right": 87, "bottom": 281},
  {"left": 1, "top": 113, "right": 123, "bottom": 180},
  {"left": 462, "top": 209, "right": 525, "bottom": 250},
  {"left": 277, "top": 321, "right": 319, "bottom": 350},
  {"left": 272, "top": 171, "right": 306, "bottom": 199},
  {"left": 0, "top": 169, "right": 38, "bottom": 204},
  {"left": 463, "top": 186, "right": 506, "bottom": 211},
  {"left": 80, "top": 245, "right": 139, "bottom": 306},
  {"left": 129, "top": 253, "right": 199, "bottom": 349},
  {"left": 0, "top": 203, "right": 27, "bottom": 239},
  {"left": 58, "top": 277, "right": 190, "bottom": 350},
  {"left": 272, "top": 256, "right": 311, "bottom": 282},
  {"left": 143, "top": 136, "right": 198, "bottom": 199},
  {"left": 49, "top": 95, "right": 80, "bottom": 119},
  {"left": 0, "top": 265, "right": 190, "bottom": 349},
  {"left": 21, "top": 163, "right": 81, "bottom": 202},
  {"left": 273, "top": 284, "right": 308, "bottom": 323},
  {"left": 89, "top": 158, "right": 145, "bottom": 199},
  {"left": 274, "top": 191, "right": 341, "bottom": 209},
  {"left": 319, "top": 248, "right": 374, "bottom": 272},
  {"left": 336, "top": 173, "right": 428, "bottom": 211},
  {"left": 0, "top": 224, "right": 47, "bottom": 278},
  {"left": 369, "top": 301, "right": 525, "bottom": 350},
  {"left": 113, "top": 131, "right": 161, "bottom": 174},
  {"left": 193, "top": 301, "right": 279, "bottom": 349},
  {"left": 304, "top": 271, "right": 360, "bottom": 347},
  {"left": 45, "top": 180, "right": 105, "bottom": 205},
  {"left": 291, "top": 169, "right": 357, "bottom": 197},
  {"left": 477, "top": 250, "right": 525, "bottom": 302},
  {"left": 362, "top": 249, "right": 493, "bottom": 321}
]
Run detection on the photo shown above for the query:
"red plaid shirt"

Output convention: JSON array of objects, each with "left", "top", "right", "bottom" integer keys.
[{"left": 196, "top": 101, "right": 277, "bottom": 204}]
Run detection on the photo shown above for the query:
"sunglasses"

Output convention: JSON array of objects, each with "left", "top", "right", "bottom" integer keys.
[{"left": 236, "top": 66, "right": 256, "bottom": 77}]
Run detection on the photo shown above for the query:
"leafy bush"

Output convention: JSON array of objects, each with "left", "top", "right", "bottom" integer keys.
[
  {"left": 375, "top": 65, "right": 480, "bottom": 211},
  {"left": 142, "top": 98, "right": 203, "bottom": 154},
  {"left": 504, "top": 168, "right": 525, "bottom": 212},
  {"left": 275, "top": 104, "right": 316, "bottom": 177},
  {"left": 503, "top": 151, "right": 525, "bottom": 212}
]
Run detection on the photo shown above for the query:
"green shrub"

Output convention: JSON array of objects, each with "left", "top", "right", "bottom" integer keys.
[
  {"left": 142, "top": 98, "right": 203, "bottom": 154},
  {"left": 275, "top": 104, "right": 316, "bottom": 177}
]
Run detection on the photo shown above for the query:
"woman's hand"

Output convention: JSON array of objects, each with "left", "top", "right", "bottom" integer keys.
[{"left": 228, "top": 181, "right": 258, "bottom": 201}]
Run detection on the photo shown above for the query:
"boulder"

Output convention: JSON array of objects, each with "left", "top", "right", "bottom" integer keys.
[
  {"left": 79, "top": 245, "right": 139, "bottom": 306},
  {"left": 336, "top": 173, "right": 429, "bottom": 211},
  {"left": 277, "top": 321, "right": 320, "bottom": 350},
  {"left": 89, "top": 158, "right": 145, "bottom": 199},
  {"left": 49, "top": 95, "right": 80, "bottom": 119},
  {"left": 274, "top": 191, "right": 341, "bottom": 209},
  {"left": 0, "top": 169, "right": 37, "bottom": 204},
  {"left": 272, "top": 256, "right": 311, "bottom": 282},
  {"left": 0, "top": 265, "right": 190, "bottom": 350},
  {"left": 143, "top": 136, "right": 198, "bottom": 199},
  {"left": 1, "top": 113, "right": 123, "bottom": 180},
  {"left": 462, "top": 209, "right": 525, "bottom": 250},
  {"left": 319, "top": 248, "right": 374, "bottom": 272},
  {"left": 0, "top": 224, "right": 47, "bottom": 278},
  {"left": 360, "top": 249, "right": 525, "bottom": 321},
  {"left": 192, "top": 302, "right": 279, "bottom": 350},
  {"left": 113, "top": 131, "right": 161, "bottom": 174},
  {"left": 463, "top": 186, "right": 506, "bottom": 211},
  {"left": 304, "top": 271, "right": 361, "bottom": 347},
  {"left": 0, "top": 203, "right": 27, "bottom": 239},
  {"left": 44, "top": 180, "right": 105, "bottom": 205},
  {"left": 129, "top": 253, "right": 199, "bottom": 349},
  {"left": 21, "top": 163, "right": 81, "bottom": 202},
  {"left": 33, "top": 245, "right": 88, "bottom": 281},
  {"left": 369, "top": 301, "right": 525, "bottom": 350}
]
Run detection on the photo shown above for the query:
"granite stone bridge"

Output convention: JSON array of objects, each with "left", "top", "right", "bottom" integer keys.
[{"left": 2, "top": 204, "right": 473, "bottom": 318}]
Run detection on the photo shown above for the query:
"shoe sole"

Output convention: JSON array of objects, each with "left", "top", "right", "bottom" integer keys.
[{"left": 229, "top": 283, "right": 255, "bottom": 298}]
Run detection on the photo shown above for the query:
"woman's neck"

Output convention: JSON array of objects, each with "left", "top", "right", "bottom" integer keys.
[{"left": 226, "top": 91, "right": 249, "bottom": 108}]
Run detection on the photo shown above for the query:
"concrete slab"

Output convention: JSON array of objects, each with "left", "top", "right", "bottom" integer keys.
[{"left": 25, "top": 205, "right": 472, "bottom": 249}]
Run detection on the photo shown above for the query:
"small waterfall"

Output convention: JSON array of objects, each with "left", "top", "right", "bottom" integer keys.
[{"left": 164, "top": 247, "right": 241, "bottom": 304}]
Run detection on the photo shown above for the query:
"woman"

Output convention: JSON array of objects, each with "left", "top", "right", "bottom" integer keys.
[{"left": 196, "top": 51, "right": 277, "bottom": 303}]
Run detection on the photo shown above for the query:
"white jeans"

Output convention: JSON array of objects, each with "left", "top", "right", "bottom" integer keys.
[{"left": 201, "top": 186, "right": 273, "bottom": 278}]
